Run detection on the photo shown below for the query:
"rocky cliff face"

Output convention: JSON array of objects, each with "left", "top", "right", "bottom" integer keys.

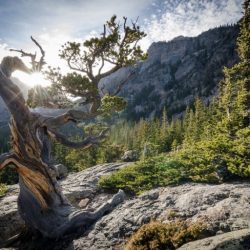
[
  {"left": 0, "top": 26, "right": 239, "bottom": 125},
  {"left": 1, "top": 163, "right": 250, "bottom": 250},
  {"left": 100, "top": 25, "right": 239, "bottom": 119}
]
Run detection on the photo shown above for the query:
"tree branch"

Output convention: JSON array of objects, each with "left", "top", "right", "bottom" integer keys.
[
  {"left": 10, "top": 36, "right": 46, "bottom": 72},
  {"left": 0, "top": 152, "right": 15, "bottom": 170},
  {"left": 47, "top": 128, "right": 109, "bottom": 149},
  {"left": 42, "top": 109, "right": 101, "bottom": 129},
  {"left": 103, "top": 58, "right": 119, "bottom": 65},
  {"left": 99, "top": 65, "right": 121, "bottom": 79},
  {"left": 98, "top": 55, "right": 105, "bottom": 76},
  {"left": 30, "top": 36, "right": 45, "bottom": 71}
]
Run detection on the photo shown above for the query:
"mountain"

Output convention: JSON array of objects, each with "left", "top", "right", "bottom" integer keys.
[
  {"left": 100, "top": 25, "right": 239, "bottom": 119},
  {"left": 0, "top": 25, "right": 240, "bottom": 125}
]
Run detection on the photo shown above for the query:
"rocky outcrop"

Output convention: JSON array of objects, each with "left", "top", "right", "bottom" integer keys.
[
  {"left": 121, "top": 150, "right": 138, "bottom": 162},
  {"left": 54, "top": 164, "right": 68, "bottom": 179},
  {"left": 1, "top": 163, "right": 250, "bottom": 249},
  {"left": 70, "top": 182, "right": 250, "bottom": 250},
  {"left": 100, "top": 25, "right": 239, "bottom": 119},
  {"left": 178, "top": 228, "right": 250, "bottom": 250},
  {"left": 0, "top": 185, "right": 21, "bottom": 246},
  {"left": 0, "top": 163, "right": 129, "bottom": 244}
]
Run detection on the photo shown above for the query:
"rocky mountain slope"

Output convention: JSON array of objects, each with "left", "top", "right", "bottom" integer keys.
[
  {"left": 0, "top": 25, "right": 239, "bottom": 125},
  {"left": 100, "top": 25, "right": 239, "bottom": 119},
  {"left": 1, "top": 163, "right": 250, "bottom": 249}
]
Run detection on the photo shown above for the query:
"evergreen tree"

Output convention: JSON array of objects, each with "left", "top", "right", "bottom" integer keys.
[{"left": 219, "top": 0, "right": 250, "bottom": 135}]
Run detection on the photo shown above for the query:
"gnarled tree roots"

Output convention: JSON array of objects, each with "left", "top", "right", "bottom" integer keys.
[{"left": 18, "top": 187, "right": 125, "bottom": 238}]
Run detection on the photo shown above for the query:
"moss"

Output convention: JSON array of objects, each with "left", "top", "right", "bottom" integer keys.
[{"left": 125, "top": 220, "right": 209, "bottom": 250}]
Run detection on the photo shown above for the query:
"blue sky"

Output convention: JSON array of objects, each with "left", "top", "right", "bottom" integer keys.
[{"left": 0, "top": 0, "right": 244, "bottom": 68}]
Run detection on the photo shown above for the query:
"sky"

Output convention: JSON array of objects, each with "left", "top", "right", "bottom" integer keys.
[{"left": 0, "top": 0, "right": 244, "bottom": 71}]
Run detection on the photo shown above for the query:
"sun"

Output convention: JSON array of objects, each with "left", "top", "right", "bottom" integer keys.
[{"left": 12, "top": 71, "right": 51, "bottom": 88}]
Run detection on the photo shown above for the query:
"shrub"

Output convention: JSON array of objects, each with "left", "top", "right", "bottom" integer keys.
[
  {"left": 125, "top": 220, "right": 209, "bottom": 250},
  {"left": 99, "top": 129, "right": 250, "bottom": 196},
  {"left": 98, "top": 155, "right": 187, "bottom": 195},
  {"left": 171, "top": 128, "right": 250, "bottom": 182},
  {"left": 0, "top": 183, "right": 7, "bottom": 196}
]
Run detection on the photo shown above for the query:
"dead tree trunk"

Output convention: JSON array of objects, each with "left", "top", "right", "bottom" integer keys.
[{"left": 0, "top": 56, "right": 125, "bottom": 238}]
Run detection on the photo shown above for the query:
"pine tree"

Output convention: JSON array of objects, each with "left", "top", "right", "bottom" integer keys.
[{"left": 219, "top": 0, "right": 250, "bottom": 135}]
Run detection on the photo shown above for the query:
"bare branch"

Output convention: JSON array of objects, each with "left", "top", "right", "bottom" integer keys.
[
  {"left": 120, "top": 17, "right": 129, "bottom": 49},
  {"left": 99, "top": 65, "right": 120, "bottom": 79},
  {"left": 103, "top": 58, "right": 119, "bottom": 65},
  {"left": 10, "top": 36, "right": 46, "bottom": 72},
  {"left": 42, "top": 109, "right": 101, "bottom": 129},
  {"left": 66, "top": 54, "right": 86, "bottom": 73},
  {"left": 9, "top": 48, "right": 37, "bottom": 70},
  {"left": 31, "top": 36, "right": 46, "bottom": 71},
  {"left": 0, "top": 152, "right": 15, "bottom": 170},
  {"left": 131, "top": 16, "right": 139, "bottom": 29},
  {"left": 123, "top": 16, "right": 127, "bottom": 30},
  {"left": 102, "top": 24, "right": 106, "bottom": 38},
  {"left": 98, "top": 55, "right": 105, "bottom": 76}
]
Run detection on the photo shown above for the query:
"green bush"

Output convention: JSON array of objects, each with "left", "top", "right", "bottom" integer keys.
[
  {"left": 171, "top": 128, "right": 250, "bottom": 182},
  {"left": 125, "top": 220, "right": 209, "bottom": 250},
  {"left": 99, "top": 126, "right": 250, "bottom": 195},
  {"left": 98, "top": 156, "right": 187, "bottom": 195},
  {"left": 0, "top": 183, "right": 7, "bottom": 196}
]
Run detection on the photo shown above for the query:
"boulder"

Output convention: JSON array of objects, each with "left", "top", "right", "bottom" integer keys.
[
  {"left": 54, "top": 164, "right": 68, "bottom": 179},
  {"left": 178, "top": 228, "right": 250, "bottom": 250},
  {"left": 70, "top": 182, "right": 250, "bottom": 250},
  {"left": 78, "top": 198, "right": 90, "bottom": 208},
  {"left": 121, "top": 150, "right": 138, "bottom": 162}
]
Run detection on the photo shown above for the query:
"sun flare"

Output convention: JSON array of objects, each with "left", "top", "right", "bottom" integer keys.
[{"left": 12, "top": 71, "right": 50, "bottom": 88}]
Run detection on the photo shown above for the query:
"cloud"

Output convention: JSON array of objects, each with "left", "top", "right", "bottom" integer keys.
[
  {"left": 0, "top": 0, "right": 243, "bottom": 69},
  {"left": 0, "top": 42, "right": 10, "bottom": 59},
  {"left": 0, "top": 0, "right": 153, "bottom": 68},
  {"left": 0, "top": 0, "right": 152, "bottom": 46},
  {"left": 143, "top": 0, "right": 243, "bottom": 45}
]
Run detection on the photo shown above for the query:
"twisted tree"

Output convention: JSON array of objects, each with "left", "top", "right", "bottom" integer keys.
[{"left": 0, "top": 16, "right": 146, "bottom": 241}]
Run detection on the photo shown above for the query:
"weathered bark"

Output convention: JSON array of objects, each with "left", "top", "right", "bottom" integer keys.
[{"left": 0, "top": 57, "right": 125, "bottom": 240}]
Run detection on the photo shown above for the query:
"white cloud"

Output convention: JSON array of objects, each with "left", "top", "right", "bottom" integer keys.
[
  {"left": 0, "top": 0, "right": 152, "bottom": 70},
  {"left": 143, "top": 0, "right": 243, "bottom": 46},
  {"left": 0, "top": 0, "right": 243, "bottom": 71},
  {"left": 0, "top": 42, "right": 10, "bottom": 59}
]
